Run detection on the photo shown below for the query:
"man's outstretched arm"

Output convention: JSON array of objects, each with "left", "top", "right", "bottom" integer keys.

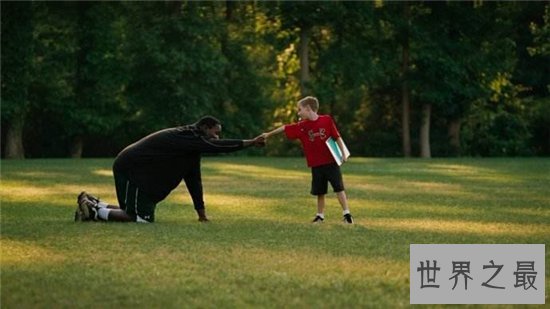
[{"left": 186, "top": 135, "right": 265, "bottom": 154}]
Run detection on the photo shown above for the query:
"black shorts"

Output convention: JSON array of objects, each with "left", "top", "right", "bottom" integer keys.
[
  {"left": 310, "top": 163, "right": 345, "bottom": 195},
  {"left": 114, "top": 172, "right": 157, "bottom": 223}
]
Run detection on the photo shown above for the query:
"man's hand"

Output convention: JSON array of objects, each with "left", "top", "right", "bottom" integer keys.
[
  {"left": 198, "top": 216, "right": 209, "bottom": 222},
  {"left": 253, "top": 135, "right": 266, "bottom": 147},
  {"left": 243, "top": 135, "right": 266, "bottom": 147},
  {"left": 197, "top": 208, "right": 209, "bottom": 222}
]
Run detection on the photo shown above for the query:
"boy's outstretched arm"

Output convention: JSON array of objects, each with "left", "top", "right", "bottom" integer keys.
[{"left": 262, "top": 126, "right": 285, "bottom": 139}]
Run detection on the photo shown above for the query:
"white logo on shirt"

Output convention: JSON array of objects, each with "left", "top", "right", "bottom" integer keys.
[{"left": 307, "top": 128, "right": 326, "bottom": 141}]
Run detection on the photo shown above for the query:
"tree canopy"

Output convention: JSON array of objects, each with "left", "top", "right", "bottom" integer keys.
[{"left": 1, "top": 1, "right": 548, "bottom": 158}]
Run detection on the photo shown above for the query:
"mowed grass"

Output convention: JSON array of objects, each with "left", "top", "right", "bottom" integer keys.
[{"left": 1, "top": 157, "right": 549, "bottom": 308}]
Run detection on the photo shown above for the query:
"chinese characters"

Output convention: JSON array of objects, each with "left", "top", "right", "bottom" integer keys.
[{"left": 416, "top": 259, "right": 538, "bottom": 290}]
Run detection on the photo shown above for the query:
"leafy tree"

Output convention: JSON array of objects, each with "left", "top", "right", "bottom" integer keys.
[
  {"left": 68, "top": 1, "right": 128, "bottom": 157},
  {"left": 1, "top": 1, "right": 33, "bottom": 158},
  {"left": 461, "top": 2, "right": 548, "bottom": 156},
  {"left": 25, "top": 2, "right": 77, "bottom": 157},
  {"left": 408, "top": 2, "right": 513, "bottom": 157},
  {"left": 260, "top": 1, "right": 312, "bottom": 155},
  {"left": 527, "top": 4, "right": 550, "bottom": 155},
  {"left": 462, "top": 73, "right": 532, "bottom": 156},
  {"left": 124, "top": 1, "right": 228, "bottom": 139},
  {"left": 24, "top": 2, "right": 127, "bottom": 157},
  {"left": 528, "top": 4, "right": 550, "bottom": 59},
  {"left": 399, "top": 2, "right": 412, "bottom": 157},
  {"left": 2, "top": 1, "right": 548, "bottom": 158},
  {"left": 278, "top": 1, "right": 326, "bottom": 97},
  {"left": 313, "top": 1, "right": 383, "bottom": 155},
  {"left": 218, "top": 1, "right": 271, "bottom": 140}
]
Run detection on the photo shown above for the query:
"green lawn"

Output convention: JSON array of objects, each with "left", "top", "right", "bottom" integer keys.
[{"left": 1, "top": 157, "right": 549, "bottom": 308}]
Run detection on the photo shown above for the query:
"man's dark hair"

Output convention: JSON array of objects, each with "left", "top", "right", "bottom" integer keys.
[{"left": 195, "top": 116, "right": 221, "bottom": 129}]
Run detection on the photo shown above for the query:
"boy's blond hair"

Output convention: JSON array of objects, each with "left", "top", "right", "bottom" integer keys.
[{"left": 298, "top": 96, "right": 319, "bottom": 112}]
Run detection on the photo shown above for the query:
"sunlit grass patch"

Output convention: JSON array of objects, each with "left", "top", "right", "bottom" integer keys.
[
  {"left": 1, "top": 239, "right": 67, "bottom": 265},
  {"left": 91, "top": 168, "right": 114, "bottom": 177},
  {"left": 369, "top": 218, "right": 549, "bottom": 238},
  {"left": 1, "top": 157, "right": 549, "bottom": 307}
]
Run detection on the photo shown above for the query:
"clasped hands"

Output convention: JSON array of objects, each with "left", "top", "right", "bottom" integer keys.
[{"left": 250, "top": 132, "right": 271, "bottom": 147}]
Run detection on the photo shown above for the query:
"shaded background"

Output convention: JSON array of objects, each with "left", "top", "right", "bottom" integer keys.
[{"left": 2, "top": 1, "right": 549, "bottom": 159}]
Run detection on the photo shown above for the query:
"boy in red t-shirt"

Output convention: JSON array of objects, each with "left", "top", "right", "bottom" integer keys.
[{"left": 262, "top": 96, "right": 353, "bottom": 224}]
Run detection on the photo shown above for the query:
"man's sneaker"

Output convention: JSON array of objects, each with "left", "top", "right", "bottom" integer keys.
[
  {"left": 77, "top": 192, "right": 90, "bottom": 219},
  {"left": 77, "top": 193, "right": 99, "bottom": 221},
  {"left": 78, "top": 191, "right": 100, "bottom": 205},
  {"left": 343, "top": 213, "right": 354, "bottom": 224},
  {"left": 312, "top": 215, "right": 324, "bottom": 223},
  {"left": 74, "top": 209, "right": 84, "bottom": 222},
  {"left": 82, "top": 197, "right": 99, "bottom": 221}
]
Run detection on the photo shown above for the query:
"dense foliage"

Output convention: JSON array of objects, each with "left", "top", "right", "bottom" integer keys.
[{"left": 1, "top": 1, "right": 548, "bottom": 158}]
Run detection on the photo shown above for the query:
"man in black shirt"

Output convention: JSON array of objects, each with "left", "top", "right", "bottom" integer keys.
[{"left": 75, "top": 116, "right": 265, "bottom": 223}]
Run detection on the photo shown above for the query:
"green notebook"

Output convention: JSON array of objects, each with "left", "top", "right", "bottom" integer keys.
[{"left": 325, "top": 137, "right": 350, "bottom": 166}]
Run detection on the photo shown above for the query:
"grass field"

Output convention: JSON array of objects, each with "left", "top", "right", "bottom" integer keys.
[{"left": 1, "top": 157, "right": 549, "bottom": 308}]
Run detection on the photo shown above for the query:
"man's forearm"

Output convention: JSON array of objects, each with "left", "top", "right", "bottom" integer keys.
[
  {"left": 199, "top": 137, "right": 246, "bottom": 153},
  {"left": 243, "top": 134, "right": 266, "bottom": 147}
]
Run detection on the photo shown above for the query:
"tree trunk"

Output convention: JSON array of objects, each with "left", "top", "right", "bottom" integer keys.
[
  {"left": 299, "top": 26, "right": 311, "bottom": 97},
  {"left": 73, "top": 2, "right": 91, "bottom": 159},
  {"left": 70, "top": 135, "right": 83, "bottom": 158},
  {"left": 448, "top": 119, "right": 461, "bottom": 156},
  {"left": 225, "top": 0, "right": 235, "bottom": 21},
  {"left": 4, "top": 114, "right": 25, "bottom": 159},
  {"left": 420, "top": 103, "right": 432, "bottom": 158},
  {"left": 2, "top": 1, "right": 32, "bottom": 159},
  {"left": 401, "top": 86, "right": 411, "bottom": 157},
  {"left": 401, "top": 3, "right": 411, "bottom": 157}
]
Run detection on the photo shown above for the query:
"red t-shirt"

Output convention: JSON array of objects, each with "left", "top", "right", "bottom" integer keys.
[{"left": 284, "top": 115, "right": 341, "bottom": 167}]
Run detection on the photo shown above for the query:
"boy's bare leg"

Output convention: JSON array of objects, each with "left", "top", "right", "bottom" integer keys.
[
  {"left": 317, "top": 194, "right": 326, "bottom": 214},
  {"left": 311, "top": 194, "right": 326, "bottom": 223},
  {"left": 336, "top": 191, "right": 350, "bottom": 211},
  {"left": 337, "top": 190, "right": 354, "bottom": 224}
]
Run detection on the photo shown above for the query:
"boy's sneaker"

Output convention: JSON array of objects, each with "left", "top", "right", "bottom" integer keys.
[
  {"left": 343, "top": 213, "right": 354, "bottom": 224},
  {"left": 312, "top": 215, "right": 324, "bottom": 223}
]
